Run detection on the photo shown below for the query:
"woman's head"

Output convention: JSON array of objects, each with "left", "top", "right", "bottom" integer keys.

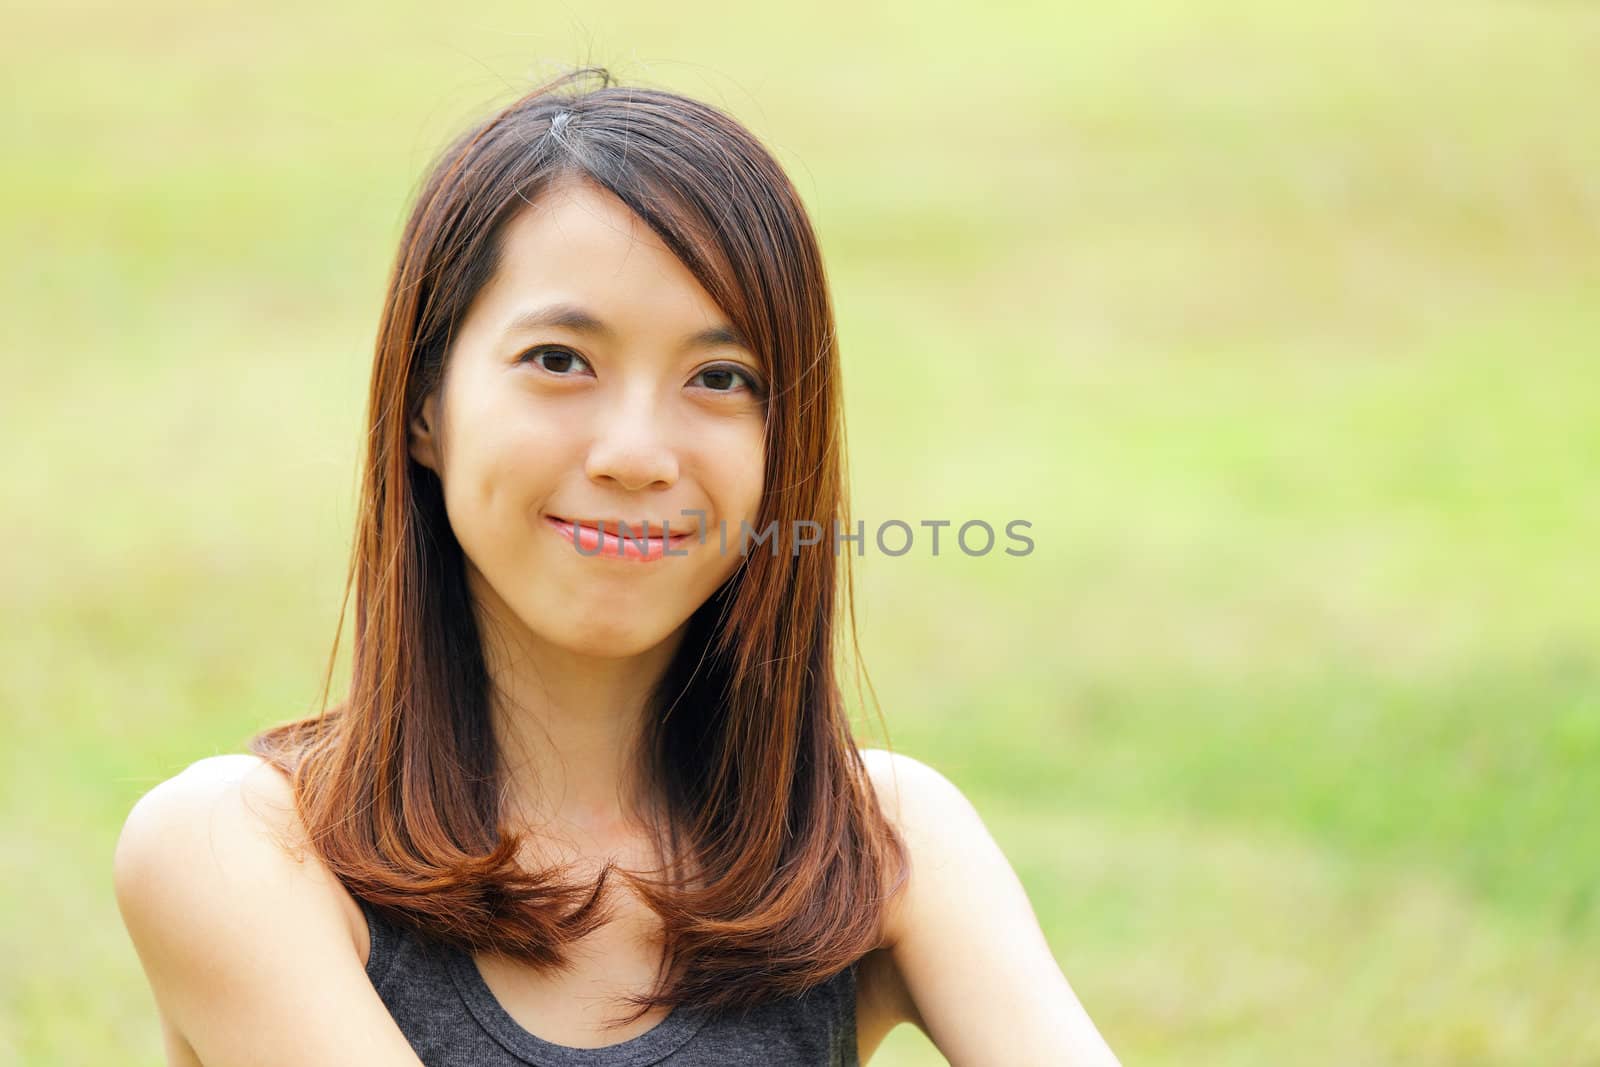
[
  {"left": 252, "top": 67, "right": 903, "bottom": 1020},
  {"left": 408, "top": 172, "right": 767, "bottom": 661},
  {"left": 382, "top": 67, "right": 842, "bottom": 669}
]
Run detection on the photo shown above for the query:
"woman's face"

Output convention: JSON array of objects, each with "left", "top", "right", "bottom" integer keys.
[{"left": 408, "top": 176, "right": 767, "bottom": 660}]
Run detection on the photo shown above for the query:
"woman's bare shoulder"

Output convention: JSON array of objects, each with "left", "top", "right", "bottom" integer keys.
[
  {"left": 852, "top": 748, "right": 932, "bottom": 1041},
  {"left": 112, "top": 754, "right": 422, "bottom": 1066},
  {"left": 853, "top": 746, "right": 1122, "bottom": 1063},
  {"left": 114, "top": 754, "right": 370, "bottom": 963}
]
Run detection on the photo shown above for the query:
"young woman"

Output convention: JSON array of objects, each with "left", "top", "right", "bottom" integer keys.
[{"left": 112, "top": 68, "right": 1121, "bottom": 1066}]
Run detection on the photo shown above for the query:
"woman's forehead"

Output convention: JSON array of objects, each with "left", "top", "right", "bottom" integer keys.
[{"left": 479, "top": 183, "right": 737, "bottom": 347}]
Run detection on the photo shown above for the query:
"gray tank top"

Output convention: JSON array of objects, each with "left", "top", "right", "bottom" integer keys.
[{"left": 359, "top": 897, "right": 861, "bottom": 1066}]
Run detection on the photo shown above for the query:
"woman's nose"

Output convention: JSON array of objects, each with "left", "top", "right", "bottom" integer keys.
[{"left": 582, "top": 389, "right": 680, "bottom": 492}]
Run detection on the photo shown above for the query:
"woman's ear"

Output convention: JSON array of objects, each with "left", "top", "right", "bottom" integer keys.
[{"left": 409, "top": 391, "right": 442, "bottom": 472}]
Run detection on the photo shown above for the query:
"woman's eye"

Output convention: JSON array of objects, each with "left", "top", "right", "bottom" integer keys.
[
  {"left": 694, "top": 364, "right": 764, "bottom": 396},
  {"left": 522, "top": 346, "right": 592, "bottom": 376}
]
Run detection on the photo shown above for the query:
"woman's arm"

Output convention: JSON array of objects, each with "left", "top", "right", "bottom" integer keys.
[
  {"left": 113, "top": 755, "right": 427, "bottom": 1067},
  {"left": 861, "top": 749, "right": 1122, "bottom": 1066}
]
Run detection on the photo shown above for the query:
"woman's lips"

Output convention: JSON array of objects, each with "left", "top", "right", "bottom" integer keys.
[{"left": 543, "top": 515, "right": 696, "bottom": 562}]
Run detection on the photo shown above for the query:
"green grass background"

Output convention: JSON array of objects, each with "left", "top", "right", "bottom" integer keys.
[{"left": 4, "top": 1, "right": 1598, "bottom": 1063}]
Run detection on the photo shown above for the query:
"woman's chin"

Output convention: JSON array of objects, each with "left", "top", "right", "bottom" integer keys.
[{"left": 532, "top": 615, "right": 675, "bottom": 661}]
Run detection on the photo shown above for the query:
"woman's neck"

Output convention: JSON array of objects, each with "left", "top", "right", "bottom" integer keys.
[{"left": 475, "top": 595, "right": 685, "bottom": 845}]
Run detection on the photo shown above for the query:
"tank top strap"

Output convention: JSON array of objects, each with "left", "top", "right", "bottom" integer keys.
[{"left": 356, "top": 895, "right": 401, "bottom": 989}]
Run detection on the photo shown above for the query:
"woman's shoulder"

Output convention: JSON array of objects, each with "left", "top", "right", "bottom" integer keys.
[
  {"left": 115, "top": 753, "right": 308, "bottom": 872},
  {"left": 855, "top": 745, "right": 1006, "bottom": 952},
  {"left": 112, "top": 755, "right": 429, "bottom": 1065},
  {"left": 856, "top": 745, "right": 971, "bottom": 874},
  {"left": 852, "top": 747, "right": 956, "bottom": 1042},
  {"left": 113, "top": 753, "right": 370, "bottom": 964}
]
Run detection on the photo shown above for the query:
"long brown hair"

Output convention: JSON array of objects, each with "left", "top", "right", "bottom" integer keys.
[{"left": 248, "top": 66, "right": 908, "bottom": 1023}]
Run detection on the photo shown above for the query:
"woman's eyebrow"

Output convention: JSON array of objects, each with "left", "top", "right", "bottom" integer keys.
[{"left": 503, "top": 301, "right": 748, "bottom": 351}]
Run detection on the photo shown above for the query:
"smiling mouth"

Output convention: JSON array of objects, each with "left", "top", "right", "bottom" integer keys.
[{"left": 543, "top": 515, "right": 697, "bottom": 562}]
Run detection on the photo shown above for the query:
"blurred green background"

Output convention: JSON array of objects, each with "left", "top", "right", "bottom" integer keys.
[{"left": 4, "top": 0, "right": 1598, "bottom": 1063}]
